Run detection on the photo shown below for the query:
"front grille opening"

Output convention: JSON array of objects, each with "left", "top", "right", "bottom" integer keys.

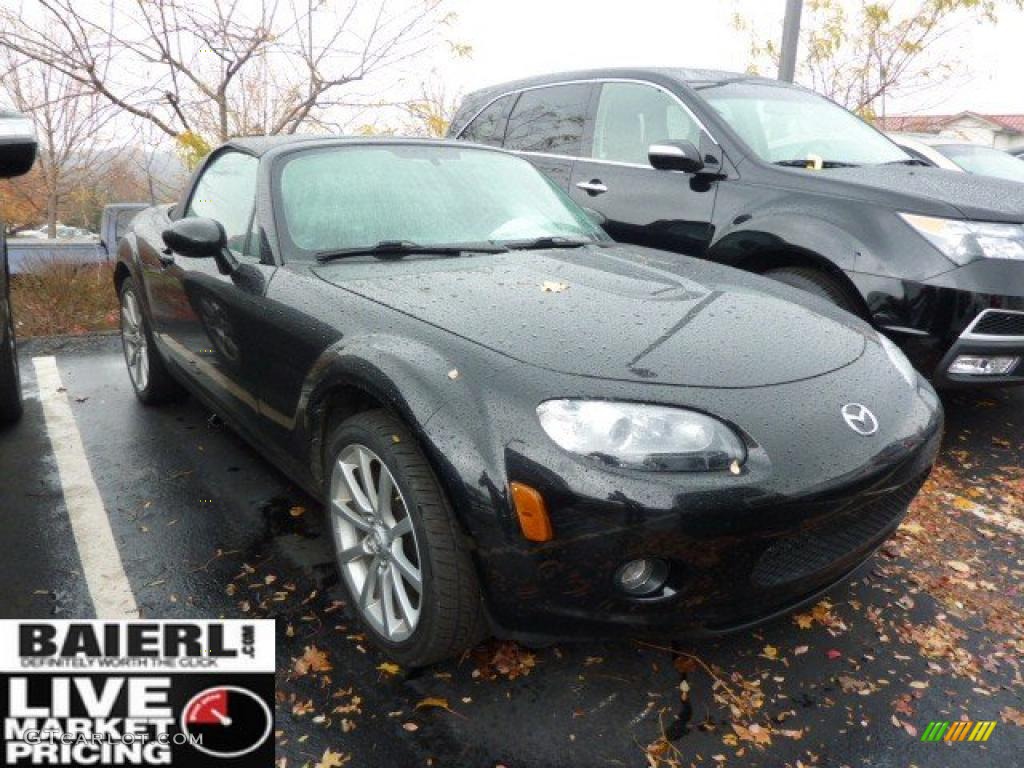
[
  {"left": 972, "top": 311, "right": 1024, "bottom": 337},
  {"left": 751, "top": 474, "right": 927, "bottom": 588}
]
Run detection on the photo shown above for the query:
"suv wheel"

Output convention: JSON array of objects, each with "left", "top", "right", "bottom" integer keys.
[
  {"left": 325, "top": 410, "right": 485, "bottom": 667},
  {"left": 765, "top": 267, "right": 861, "bottom": 315}
]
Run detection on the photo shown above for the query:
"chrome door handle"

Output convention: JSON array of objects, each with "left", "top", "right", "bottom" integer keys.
[{"left": 576, "top": 180, "right": 608, "bottom": 195}]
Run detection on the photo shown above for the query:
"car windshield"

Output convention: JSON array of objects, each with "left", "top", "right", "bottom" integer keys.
[
  {"left": 699, "top": 81, "right": 910, "bottom": 166},
  {"left": 278, "top": 144, "right": 608, "bottom": 256},
  {"left": 936, "top": 144, "right": 1024, "bottom": 183}
]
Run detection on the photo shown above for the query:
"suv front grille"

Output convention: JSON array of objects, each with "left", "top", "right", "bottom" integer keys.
[
  {"left": 751, "top": 474, "right": 927, "bottom": 588},
  {"left": 970, "top": 311, "right": 1024, "bottom": 338}
]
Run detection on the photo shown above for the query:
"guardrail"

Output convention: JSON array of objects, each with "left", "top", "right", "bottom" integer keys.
[{"left": 7, "top": 238, "right": 107, "bottom": 275}]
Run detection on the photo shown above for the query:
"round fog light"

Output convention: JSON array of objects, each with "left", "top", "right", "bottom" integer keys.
[{"left": 615, "top": 558, "right": 669, "bottom": 597}]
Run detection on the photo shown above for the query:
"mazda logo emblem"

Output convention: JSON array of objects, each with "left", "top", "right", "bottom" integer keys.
[{"left": 841, "top": 403, "right": 878, "bottom": 436}]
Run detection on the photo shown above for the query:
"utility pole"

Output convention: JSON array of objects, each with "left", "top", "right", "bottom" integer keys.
[{"left": 778, "top": 0, "right": 804, "bottom": 82}]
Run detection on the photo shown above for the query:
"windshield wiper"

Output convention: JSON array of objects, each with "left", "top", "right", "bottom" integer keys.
[
  {"left": 501, "top": 236, "right": 595, "bottom": 251},
  {"left": 316, "top": 240, "right": 508, "bottom": 263},
  {"left": 773, "top": 159, "right": 860, "bottom": 169},
  {"left": 881, "top": 158, "right": 931, "bottom": 167}
]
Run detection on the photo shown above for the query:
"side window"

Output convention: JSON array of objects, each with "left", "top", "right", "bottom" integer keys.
[
  {"left": 186, "top": 151, "right": 259, "bottom": 256},
  {"left": 504, "top": 84, "right": 591, "bottom": 156},
  {"left": 592, "top": 82, "right": 702, "bottom": 165},
  {"left": 460, "top": 94, "right": 516, "bottom": 146}
]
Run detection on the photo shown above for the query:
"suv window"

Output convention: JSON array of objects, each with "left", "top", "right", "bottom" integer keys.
[
  {"left": 461, "top": 93, "right": 516, "bottom": 146},
  {"left": 186, "top": 151, "right": 259, "bottom": 256},
  {"left": 592, "top": 82, "right": 701, "bottom": 165},
  {"left": 504, "top": 84, "right": 591, "bottom": 156}
]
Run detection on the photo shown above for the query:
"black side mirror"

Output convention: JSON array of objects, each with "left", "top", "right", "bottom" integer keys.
[
  {"left": 162, "top": 217, "right": 237, "bottom": 275},
  {"left": 648, "top": 140, "right": 705, "bottom": 173},
  {"left": 0, "top": 110, "right": 38, "bottom": 179}
]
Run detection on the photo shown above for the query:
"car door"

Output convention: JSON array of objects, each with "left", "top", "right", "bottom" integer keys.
[
  {"left": 503, "top": 83, "right": 594, "bottom": 191},
  {"left": 148, "top": 150, "right": 275, "bottom": 426},
  {"left": 569, "top": 81, "right": 721, "bottom": 257}
]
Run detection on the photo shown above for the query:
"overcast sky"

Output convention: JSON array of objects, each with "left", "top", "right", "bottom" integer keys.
[{"left": 435, "top": 0, "right": 1024, "bottom": 116}]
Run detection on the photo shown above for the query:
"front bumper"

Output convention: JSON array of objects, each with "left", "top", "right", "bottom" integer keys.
[
  {"left": 852, "top": 262, "right": 1024, "bottom": 387},
  {"left": 481, "top": 427, "right": 939, "bottom": 641}
]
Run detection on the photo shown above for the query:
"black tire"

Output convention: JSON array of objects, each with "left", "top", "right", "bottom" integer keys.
[
  {"left": 0, "top": 300, "right": 23, "bottom": 426},
  {"left": 765, "top": 267, "right": 861, "bottom": 315},
  {"left": 325, "top": 409, "right": 486, "bottom": 667},
  {"left": 118, "top": 277, "right": 184, "bottom": 405}
]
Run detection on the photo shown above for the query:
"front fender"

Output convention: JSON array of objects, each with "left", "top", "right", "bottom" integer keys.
[
  {"left": 115, "top": 234, "right": 145, "bottom": 295},
  {"left": 710, "top": 194, "right": 954, "bottom": 282},
  {"left": 300, "top": 332, "right": 516, "bottom": 491},
  {"left": 710, "top": 211, "right": 864, "bottom": 273}
]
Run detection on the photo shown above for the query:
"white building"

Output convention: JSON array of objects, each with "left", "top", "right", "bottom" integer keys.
[{"left": 877, "top": 112, "right": 1024, "bottom": 152}]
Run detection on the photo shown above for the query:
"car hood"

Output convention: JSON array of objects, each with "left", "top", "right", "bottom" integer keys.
[
  {"left": 817, "top": 165, "right": 1024, "bottom": 222},
  {"left": 313, "top": 246, "right": 868, "bottom": 388}
]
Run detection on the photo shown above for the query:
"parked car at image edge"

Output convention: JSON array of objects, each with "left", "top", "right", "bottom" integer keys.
[
  {"left": 890, "top": 133, "right": 1024, "bottom": 183},
  {"left": 450, "top": 68, "right": 1024, "bottom": 387},
  {"left": 116, "top": 136, "right": 942, "bottom": 665},
  {"left": 0, "top": 108, "right": 39, "bottom": 425}
]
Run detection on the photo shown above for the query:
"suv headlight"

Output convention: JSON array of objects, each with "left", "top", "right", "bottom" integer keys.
[
  {"left": 899, "top": 213, "right": 1024, "bottom": 264},
  {"left": 536, "top": 399, "right": 746, "bottom": 472}
]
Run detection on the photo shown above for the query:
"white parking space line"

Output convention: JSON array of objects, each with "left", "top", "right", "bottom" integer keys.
[{"left": 32, "top": 356, "right": 138, "bottom": 619}]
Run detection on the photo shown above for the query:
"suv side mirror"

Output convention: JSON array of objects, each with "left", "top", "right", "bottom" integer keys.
[
  {"left": 0, "top": 110, "right": 38, "bottom": 179},
  {"left": 649, "top": 140, "right": 704, "bottom": 173},
  {"left": 162, "top": 217, "right": 238, "bottom": 275}
]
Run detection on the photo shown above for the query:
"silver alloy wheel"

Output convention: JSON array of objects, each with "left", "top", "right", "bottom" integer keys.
[
  {"left": 330, "top": 444, "right": 423, "bottom": 642},
  {"left": 120, "top": 289, "right": 150, "bottom": 392}
]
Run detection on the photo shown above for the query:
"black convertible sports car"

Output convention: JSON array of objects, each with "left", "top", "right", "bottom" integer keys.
[
  {"left": 0, "top": 109, "right": 39, "bottom": 425},
  {"left": 116, "top": 137, "right": 942, "bottom": 665}
]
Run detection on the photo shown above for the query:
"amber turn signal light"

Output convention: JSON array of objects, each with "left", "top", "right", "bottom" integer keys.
[{"left": 509, "top": 482, "right": 553, "bottom": 542}]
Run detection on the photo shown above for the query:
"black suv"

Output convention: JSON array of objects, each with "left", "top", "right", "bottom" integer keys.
[{"left": 450, "top": 68, "right": 1024, "bottom": 387}]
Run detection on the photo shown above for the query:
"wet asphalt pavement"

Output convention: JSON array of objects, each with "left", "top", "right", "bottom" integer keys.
[{"left": 1, "top": 333, "right": 1021, "bottom": 768}]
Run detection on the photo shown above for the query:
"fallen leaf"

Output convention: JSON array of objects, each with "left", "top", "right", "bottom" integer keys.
[
  {"left": 314, "top": 748, "right": 349, "bottom": 768},
  {"left": 376, "top": 662, "right": 401, "bottom": 676},
  {"left": 946, "top": 560, "right": 971, "bottom": 574},
  {"left": 826, "top": 649, "right": 842, "bottom": 660},
  {"left": 293, "top": 646, "right": 332, "bottom": 676},
  {"left": 447, "top": 369, "right": 459, "bottom": 380},
  {"left": 1002, "top": 706, "right": 1024, "bottom": 727},
  {"left": 402, "top": 722, "right": 419, "bottom": 732},
  {"left": 673, "top": 655, "right": 698, "bottom": 674},
  {"left": 414, "top": 696, "right": 452, "bottom": 712},
  {"left": 289, "top": 506, "right": 305, "bottom": 518},
  {"left": 793, "top": 645, "right": 809, "bottom": 656}
]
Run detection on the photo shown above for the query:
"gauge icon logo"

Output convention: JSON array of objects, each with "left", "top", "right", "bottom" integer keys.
[{"left": 182, "top": 685, "right": 273, "bottom": 759}]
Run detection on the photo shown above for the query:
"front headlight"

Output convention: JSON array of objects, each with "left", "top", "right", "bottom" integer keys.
[
  {"left": 899, "top": 213, "right": 1024, "bottom": 264},
  {"left": 878, "top": 334, "right": 918, "bottom": 388},
  {"left": 536, "top": 399, "right": 746, "bottom": 472}
]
